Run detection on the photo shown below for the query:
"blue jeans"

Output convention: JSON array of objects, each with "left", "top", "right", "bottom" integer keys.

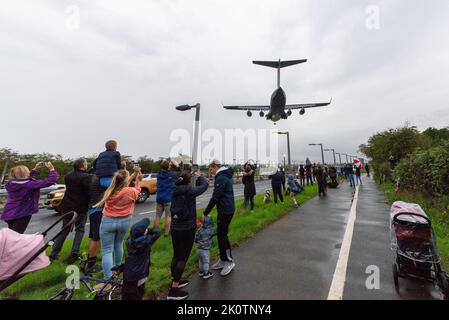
[
  {"left": 348, "top": 174, "right": 356, "bottom": 187},
  {"left": 244, "top": 195, "right": 254, "bottom": 210},
  {"left": 198, "top": 248, "right": 211, "bottom": 273},
  {"left": 355, "top": 174, "right": 362, "bottom": 185},
  {"left": 100, "top": 215, "right": 132, "bottom": 280}
]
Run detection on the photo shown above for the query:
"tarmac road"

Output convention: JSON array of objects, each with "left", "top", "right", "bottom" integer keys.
[
  {"left": 186, "top": 176, "right": 443, "bottom": 300},
  {"left": 0, "top": 179, "right": 272, "bottom": 236}
]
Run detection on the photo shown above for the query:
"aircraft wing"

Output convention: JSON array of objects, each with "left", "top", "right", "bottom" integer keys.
[
  {"left": 286, "top": 98, "right": 332, "bottom": 109},
  {"left": 223, "top": 105, "right": 271, "bottom": 111}
]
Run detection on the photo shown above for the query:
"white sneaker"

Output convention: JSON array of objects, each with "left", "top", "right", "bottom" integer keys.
[
  {"left": 220, "top": 261, "right": 235, "bottom": 276},
  {"left": 211, "top": 259, "right": 225, "bottom": 270}
]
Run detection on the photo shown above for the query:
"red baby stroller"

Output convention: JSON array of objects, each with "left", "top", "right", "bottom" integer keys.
[{"left": 390, "top": 201, "right": 449, "bottom": 299}]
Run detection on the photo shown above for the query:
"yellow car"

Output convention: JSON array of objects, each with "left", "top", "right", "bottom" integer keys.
[{"left": 136, "top": 174, "right": 157, "bottom": 203}]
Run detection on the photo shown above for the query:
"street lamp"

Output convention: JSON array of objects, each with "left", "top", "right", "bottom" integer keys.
[
  {"left": 309, "top": 143, "right": 325, "bottom": 165},
  {"left": 324, "top": 148, "right": 336, "bottom": 166},
  {"left": 176, "top": 103, "right": 200, "bottom": 166},
  {"left": 274, "top": 131, "right": 291, "bottom": 171},
  {"left": 335, "top": 152, "right": 343, "bottom": 165}
]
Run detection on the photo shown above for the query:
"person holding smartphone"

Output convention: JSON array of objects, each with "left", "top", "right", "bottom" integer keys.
[
  {"left": 1, "top": 162, "right": 58, "bottom": 233},
  {"left": 95, "top": 167, "right": 143, "bottom": 282}
]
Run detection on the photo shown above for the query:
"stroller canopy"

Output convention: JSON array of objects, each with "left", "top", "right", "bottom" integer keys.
[
  {"left": 0, "top": 228, "right": 50, "bottom": 281},
  {"left": 390, "top": 201, "right": 429, "bottom": 225}
]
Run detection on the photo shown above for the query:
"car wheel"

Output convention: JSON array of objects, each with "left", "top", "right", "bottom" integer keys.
[{"left": 137, "top": 189, "right": 149, "bottom": 203}]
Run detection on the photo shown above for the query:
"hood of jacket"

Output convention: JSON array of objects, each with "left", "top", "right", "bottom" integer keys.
[{"left": 215, "top": 167, "right": 233, "bottom": 179}]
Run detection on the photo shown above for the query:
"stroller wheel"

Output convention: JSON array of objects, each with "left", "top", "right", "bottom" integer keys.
[
  {"left": 392, "top": 263, "right": 399, "bottom": 289},
  {"left": 436, "top": 272, "right": 449, "bottom": 300}
]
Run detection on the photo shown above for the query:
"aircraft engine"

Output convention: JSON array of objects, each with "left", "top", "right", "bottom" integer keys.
[
  {"left": 299, "top": 108, "right": 305, "bottom": 115},
  {"left": 247, "top": 110, "right": 252, "bottom": 117},
  {"left": 259, "top": 111, "right": 265, "bottom": 117},
  {"left": 287, "top": 109, "right": 292, "bottom": 117}
]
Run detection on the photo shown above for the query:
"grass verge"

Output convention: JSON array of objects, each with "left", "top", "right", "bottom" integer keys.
[
  {"left": 378, "top": 182, "right": 449, "bottom": 270},
  {"left": 1, "top": 184, "right": 318, "bottom": 300}
]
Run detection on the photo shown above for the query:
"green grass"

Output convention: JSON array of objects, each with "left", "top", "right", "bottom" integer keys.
[
  {"left": 378, "top": 182, "right": 449, "bottom": 270},
  {"left": 1, "top": 185, "right": 318, "bottom": 300}
]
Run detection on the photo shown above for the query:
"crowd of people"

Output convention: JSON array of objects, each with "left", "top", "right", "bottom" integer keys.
[
  {"left": 0, "top": 140, "right": 238, "bottom": 300},
  {"left": 0, "top": 139, "right": 368, "bottom": 300}
]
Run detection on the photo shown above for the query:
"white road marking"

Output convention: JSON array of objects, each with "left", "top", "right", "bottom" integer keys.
[
  {"left": 138, "top": 210, "right": 156, "bottom": 215},
  {"left": 327, "top": 186, "right": 360, "bottom": 300}
]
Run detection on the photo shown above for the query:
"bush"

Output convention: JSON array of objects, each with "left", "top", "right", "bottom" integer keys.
[{"left": 394, "top": 142, "right": 449, "bottom": 197}]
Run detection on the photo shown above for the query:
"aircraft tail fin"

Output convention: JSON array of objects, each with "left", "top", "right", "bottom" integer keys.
[{"left": 253, "top": 59, "right": 307, "bottom": 68}]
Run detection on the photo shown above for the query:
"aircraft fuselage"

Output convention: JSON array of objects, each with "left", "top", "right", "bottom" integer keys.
[{"left": 267, "top": 87, "right": 286, "bottom": 122}]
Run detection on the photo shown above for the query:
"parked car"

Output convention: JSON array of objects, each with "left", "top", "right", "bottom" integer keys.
[
  {"left": 45, "top": 188, "right": 66, "bottom": 210},
  {"left": 136, "top": 173, "right": 157, "bottom": 203},
  {"left": 45, "top": 175, "right": 156, "bottom": 210}
]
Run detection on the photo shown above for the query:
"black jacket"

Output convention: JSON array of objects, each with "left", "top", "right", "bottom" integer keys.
[
  {"left": 93, "top": 150, "right": 121, "bottom": 178},
  {"left": 88, "top": 175, "right": 106, "bottom": 208},
  {"left": 204, "top": 167, "right": 235, "bottom": 216},
  {"left": 242, "top": 170, "right": 256, "bottom": 197},
  {"left": 60, "top": 169, "right": 91, "bottom": 214},
  {"left": 123, "top": 228, "right": 160, "bottom": 282},
  {"left": 269, "top": 171, "right": 284, "bottom": 189},
  {"left": 170, "top": 176, "right": 209, "bottom": 231}
]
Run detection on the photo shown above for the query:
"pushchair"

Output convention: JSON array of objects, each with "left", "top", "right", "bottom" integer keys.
[
  {"left": 390, "top": 201, "right": 449, "bottom": 299},
  {"left": 0, "top": 212, "right": 77, "bottom": 298}
]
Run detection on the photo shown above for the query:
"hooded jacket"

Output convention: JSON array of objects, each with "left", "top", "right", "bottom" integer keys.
[
  {"left": 170, "top": 176, "right": 209, "bottom": 231},
  {"left": 194, "top": 216, "right": 217, "bottom": 250},
  {"left": 1, "top": 169, "right": 58, "bottom": 221},
  {"left": 204, "top": 167, "right": 235, "bottom": 216},
  {"left": 124, "top": 225, "right": 160, "bottom": 283},
  {"left": 287, "top": 175, "right": 304, "bottom": 193},
  {"left": 156, "top": 169, "right": 173, "bottom": 204}
]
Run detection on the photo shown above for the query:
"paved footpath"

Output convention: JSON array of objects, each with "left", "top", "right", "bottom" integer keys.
[{"left": 186, "top": 176, "right": 441, "bottom": 300}]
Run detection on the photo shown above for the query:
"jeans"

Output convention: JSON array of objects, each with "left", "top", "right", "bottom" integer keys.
[
  {"left": 100, "top": 215, "right": 132, "bottom": 280},
  {"left": 50, "top": 211, "right": 87, "bottom": 259},
  {"left": 198, "top": 248, "right": 211, "bottom": 273},
  {"left": 244, "top": 195, "right": 254, "bottom": 210},
  {"left": 355, "top": 174, "right": 362, "bottom": 185},
  {"left": 348, "top": 174, "right": 356, "bottom": 188},
  {"left": 217, "top": 213, "right": 234, "bottom": 262},
  {"left": 299, "top": 176, "right": 305, "bottom": 186},
  {"left": 306, "top": 174, "right": 313, "bottom": 185}
]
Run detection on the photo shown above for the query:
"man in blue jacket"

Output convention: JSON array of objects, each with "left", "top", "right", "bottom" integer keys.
[
  {"left": 154, "top": 160, "right": 173, "bottom": 236},
  {"left": 203, "top": 160, "right": 236, "bottom": 276}
]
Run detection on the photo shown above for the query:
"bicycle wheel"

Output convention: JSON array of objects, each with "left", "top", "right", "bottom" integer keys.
[
  {"left": 108, "top": 284, "right": 122, "bottom": 300},
  {"left": 48, "top": 288, "right": 74, "bottom": 300}
]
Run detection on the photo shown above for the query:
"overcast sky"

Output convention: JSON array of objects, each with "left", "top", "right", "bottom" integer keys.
[{"left": 1, "top": 0, "right": 449, "bottom": 164}]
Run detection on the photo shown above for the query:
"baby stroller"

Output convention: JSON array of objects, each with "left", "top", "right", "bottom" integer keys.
[
  {"left": 0, "top": 212, "right": 77, "bottom": 298},
  {"left": 390, "top": 201, "right": 449, "bottom": 299}
]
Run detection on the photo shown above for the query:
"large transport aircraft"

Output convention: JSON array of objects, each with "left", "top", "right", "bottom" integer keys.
[{"left": 223, "top": 59, "right": 332, "bottom": 122}]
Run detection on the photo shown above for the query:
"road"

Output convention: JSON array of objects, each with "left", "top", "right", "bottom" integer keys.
[
  {"left": 185, "top": 176, "right": 443, "bottom": 300},
  {"left": 0, "top": 179, "right": 272, "bottom": 236}
]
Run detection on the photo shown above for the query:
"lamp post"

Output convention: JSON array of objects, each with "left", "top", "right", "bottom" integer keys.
[
  {"left": 176, "top": 103, "right": 200, "bottom": 166},
  {"left": 309, "top": 143, "right": 325, "bottom": 165},
  {"left": 274, "top": 131, "right": 291, "bottom": 171},
  {"left": 324, "top": 148, "right": 336, "bottom": 166},
  {"left": 335, "top": 152, "right": 343, "bottom": 165}
]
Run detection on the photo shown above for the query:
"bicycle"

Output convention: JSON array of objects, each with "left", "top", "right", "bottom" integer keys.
[{"left": 49, "top": 260, "right": 123, "bottom": 301}]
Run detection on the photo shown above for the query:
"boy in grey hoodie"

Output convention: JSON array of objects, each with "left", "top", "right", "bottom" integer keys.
[{"left": 195, "top": 215, "right": 217, "bottom": 279}]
